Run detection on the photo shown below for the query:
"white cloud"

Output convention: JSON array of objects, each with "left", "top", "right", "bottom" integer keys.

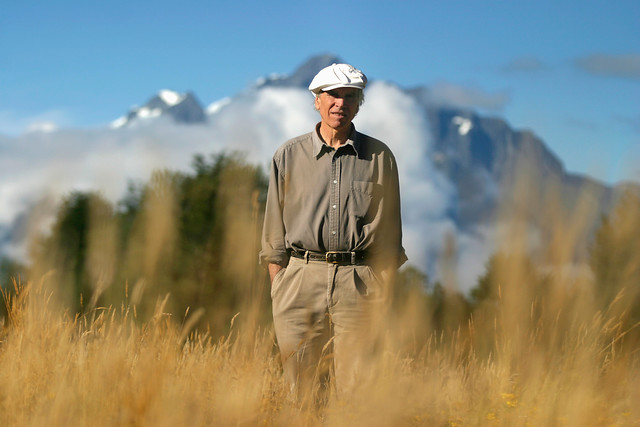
[
  {"left": 455, "top": 227, "right": 496, "bottom": 291},
  {"left": 0, "top": 109, "right": 73, "bottom": 136},
  {"left": 357, "top": 82, "right": 489, "bottom": 291},
  {"left": 427, "top": 82, "right": 510, "bottom": 111},
  {"left": 25, "top": 121, "right": 58, "bottom": 134}
]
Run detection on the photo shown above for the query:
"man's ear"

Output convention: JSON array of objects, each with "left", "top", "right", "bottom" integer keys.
[{"left": 314, "top": 94, "right": 321, "bottom": 111}]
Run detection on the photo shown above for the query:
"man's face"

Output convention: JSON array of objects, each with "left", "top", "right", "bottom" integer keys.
[{"left": 315, "top": 87, "right": 361, "bottom": 131}]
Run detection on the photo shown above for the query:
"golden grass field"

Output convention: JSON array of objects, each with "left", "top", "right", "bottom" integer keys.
[
  {"left": 1, "top": 267, "right": 638, "bottom": 426},
  {"left": 1, "top": 166, "right": 639, "bottom": 426}
]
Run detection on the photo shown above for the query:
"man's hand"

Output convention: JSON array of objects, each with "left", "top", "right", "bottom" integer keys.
[{"left": 268, "top": 263, "right": 284, "bottom": 283}]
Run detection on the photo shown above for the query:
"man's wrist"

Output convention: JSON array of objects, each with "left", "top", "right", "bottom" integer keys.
[{"left": 268, "top": 263, "right": 284, "bottom": 283}]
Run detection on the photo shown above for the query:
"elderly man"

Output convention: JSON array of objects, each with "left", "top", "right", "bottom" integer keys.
[{"left": 260, "top": 63, "right": 406, "bottom": 399}]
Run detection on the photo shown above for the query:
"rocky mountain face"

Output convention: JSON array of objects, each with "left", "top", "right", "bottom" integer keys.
[
  {"left": 423, "top": 105, "right": 616, "bottom": 229},
  {"left": 112, "top": 90, "right": 206, "bottom": 128}
]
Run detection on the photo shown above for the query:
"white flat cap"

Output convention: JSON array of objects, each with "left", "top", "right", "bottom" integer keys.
[{"left": 308, "top": 63, "right": 367, "bottom": 95}]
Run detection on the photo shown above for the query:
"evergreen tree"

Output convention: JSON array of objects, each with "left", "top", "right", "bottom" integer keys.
[{"left": 33, "top": 191, "right": 114, "bottom": 312}]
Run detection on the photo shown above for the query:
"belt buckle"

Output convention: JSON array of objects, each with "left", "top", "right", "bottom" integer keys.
[
  {"left": 326, "top": 251, "right": 352, "bottom": 264},
  {"left": 326, "top": 251, "right": 343, "bottom": 264}
]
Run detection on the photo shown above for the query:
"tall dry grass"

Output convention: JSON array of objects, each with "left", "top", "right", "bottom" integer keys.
[{"left": 1, "top": 161, "right": 639, "bottom": 426}]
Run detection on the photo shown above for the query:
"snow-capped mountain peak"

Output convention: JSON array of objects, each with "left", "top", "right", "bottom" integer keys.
[
  {"left": 158, "top": 89, "right": 186, "bottom": 107},
  {"left": 112, "top": 90, "right": 205, "bottom": 128}
]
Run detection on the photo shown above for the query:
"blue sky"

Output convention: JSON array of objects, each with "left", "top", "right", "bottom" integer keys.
[{"left": 1, "top": 0, "right": 639, "bottom": 183}]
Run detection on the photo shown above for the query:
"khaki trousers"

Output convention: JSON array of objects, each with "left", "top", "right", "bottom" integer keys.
[{"left": 270, "top": 256, "right": 386, "bottom": 399}]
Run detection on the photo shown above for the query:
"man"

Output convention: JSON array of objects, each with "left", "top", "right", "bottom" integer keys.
[{"left": 260, "top": 63, "right": 406, "bottom": 399}]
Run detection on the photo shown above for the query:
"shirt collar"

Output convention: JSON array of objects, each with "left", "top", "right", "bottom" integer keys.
[{"left": 312, "top": 123, "right": 360, "bottom": 158}]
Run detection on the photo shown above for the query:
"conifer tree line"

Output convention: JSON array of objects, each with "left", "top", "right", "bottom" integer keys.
[
  {"left": 1, "top": 151, "right": 639, "bottom": 340},
  {"left": 1, "top": 152, "right": 270, "bottom": 333}
]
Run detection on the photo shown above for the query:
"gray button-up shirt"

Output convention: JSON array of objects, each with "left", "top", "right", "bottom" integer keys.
[{"left": 260, "top": 124, "right": 407, "bottom": 270}]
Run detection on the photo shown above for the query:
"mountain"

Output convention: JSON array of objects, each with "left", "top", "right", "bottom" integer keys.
[
  {"left": 112, "top": 90, "right": 206, "bottom": 128},
  {"left": 422, "top": 105, "right": 616, "bottom": 228}
]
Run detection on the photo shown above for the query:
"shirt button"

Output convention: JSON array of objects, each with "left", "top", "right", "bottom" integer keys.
[
  {"left": 332, "top": 231, "right": 337, "bottom": 235},
  {"left": 333, "top": 180, "right": 337, "bottom": 184},
  {"left": 332, "top": 204, "right": 337, "bottom": 209}
]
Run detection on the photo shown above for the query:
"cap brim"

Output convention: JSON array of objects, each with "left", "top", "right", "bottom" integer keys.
[{"left": 311, "top": 83, "right": 365, "bottom": 94}]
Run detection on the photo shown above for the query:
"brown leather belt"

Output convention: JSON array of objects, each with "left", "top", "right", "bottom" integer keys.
[{"left": 289, "top": 250, "right": 367, "bottom": 265}]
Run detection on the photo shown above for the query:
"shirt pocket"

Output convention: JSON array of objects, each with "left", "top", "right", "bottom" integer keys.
[
  {"left": 349, "top": 181, "right": 373, "bottom": 219},
  {"left": 350, "top": 181, "right": 382, "bottom": 220}
]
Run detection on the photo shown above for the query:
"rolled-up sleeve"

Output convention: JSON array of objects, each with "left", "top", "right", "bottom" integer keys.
[
  {"left": 365, "top": 149, "right": 407, "bottom": 271},
  {"left": 259, "top": 154, "right": 288, "bottom": 267},
  {"left": 383, "top": 152, "right": 408, "bottom": 270}
]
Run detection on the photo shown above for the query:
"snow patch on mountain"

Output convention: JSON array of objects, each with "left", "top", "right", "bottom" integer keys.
[
  {"left": 137, "top": 107, "right": 162, "bottom": 119},
  {"left": 110, "top": 116, "right": 128, "bottom": 129},
  {"left": 158, "top": 89, "right": 186, "bottom": 106},
  {"left": 206, "top": 97, "right": 231, "bottom": 115},
  {"left": 452, "top": 116, "right": 473, "bottom": 135}
]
